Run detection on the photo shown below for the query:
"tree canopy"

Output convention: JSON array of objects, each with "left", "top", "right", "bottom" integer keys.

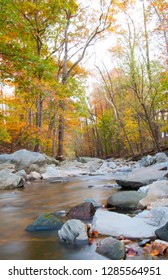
[{"left": 0, "top": 0, "right": 167, "bottom": 158}]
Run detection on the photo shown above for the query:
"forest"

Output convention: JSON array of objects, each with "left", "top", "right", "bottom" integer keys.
[{"left": 0, "top": 0, "right": 167, "bottom": 159}]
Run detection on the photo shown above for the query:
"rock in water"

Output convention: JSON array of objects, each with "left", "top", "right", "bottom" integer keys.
[
  {"left": 0, "top": 169, "right": 24, "bottom": 190},
  {"left": 58, "top": 219, "right": 88, "bottom": 244},
  {"left": 26, "top": 212, "right": 63, "bottom": 231},
  {"left": 67, "top": 202, "right": 96, "bottom": 220},
  {"left": 96, "top": 237, "right": 126, "bottom": 260},
  {"left": 107, "top": 191, "right": 146, "bottom": 210},
  {"left": 91, "top": 207, "right": 168, "bottom": 239},
  {"left": 155, "top": 222, "right": 168, "bottom": 242}
]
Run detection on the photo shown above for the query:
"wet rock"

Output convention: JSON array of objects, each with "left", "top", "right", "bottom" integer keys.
[
  {"left": 0, "top": 169, "right": 24, "bottom": 190},
  {"left": 26, "top": 212, "right": 63, "bottom": 231},
  {"left": 96, "top": 237, "right": 126, "bottom": 260},
  {"left": 155, "top": 222, "right": 168, "bottom": 242},
  {"left": 58, "top": 219, "right": 88, "bottom": 244},
  {"left": 67, "top": 202, "right": 96, "bottom": 220},
  {"left": 107, "top": 191, "right": 146, "bottom": 210},
  {"left": 115, "top": 164, "right": 168, "bottom": 189}
]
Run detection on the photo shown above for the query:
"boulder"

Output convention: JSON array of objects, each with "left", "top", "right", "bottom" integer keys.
[
  {"left": 138, "top": 180, "right": 168, "bottom": 208},
  {"left": 96, "top": 237, "right": 126, "bottom": 260},
  {"left": 115, "top": 164, "right": 168, "bottom": 189},
  {"left": 0, "top": 149, "right": 47, "bottom": 172},
  {"left": 67, "top": 202, "right": 96, "bottom": 220},
  {"left": 107, "top": 191, "right": 146, "bottom": 210},
  {"left": 0, "top": 169, "right": 24, "bottom": 190},
  {"left": 91, "top": 207, "right": 168, "bottom": 239},
  {"left": 58, "top": 219, "right": 88, "bottom": 244},
  {"left": 26, "top": 212, "right": 63, "bottom": 231},
  {"left": 155, "top": 222, "right": 168, "bottom": 242}
]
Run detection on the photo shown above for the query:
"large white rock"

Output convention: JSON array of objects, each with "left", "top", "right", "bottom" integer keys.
[
  {"left": 0, "top": 169, "right": 24, "bottom": 190},
  {"left": 91, "top": 207, "right": 168, "bottom": 239},
  {"left": 138, "top": 180, "right": 168, "bottom": 208},
  {"left": 0, "top": 149, "right": 46, "bottom": 172}
]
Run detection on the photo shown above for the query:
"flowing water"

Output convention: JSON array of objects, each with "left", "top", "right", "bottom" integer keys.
[
  {"left": 0, "top": 174, "right": 121, "bottom": 260},
  {"left": 0, "top": 174, "right": 163, "bottom": 260}
]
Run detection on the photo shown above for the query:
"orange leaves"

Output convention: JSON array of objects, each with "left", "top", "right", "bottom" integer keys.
[{"left": 144, "top": 241, "right": 168, "bottom": 257}]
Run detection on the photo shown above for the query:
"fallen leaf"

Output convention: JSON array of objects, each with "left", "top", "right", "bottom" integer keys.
[
  {"left": 126, "top": 248, "right": 138, "bottom": 257},
  {"left": 150, "top": 250, "right": 159, "bottom": 256}
]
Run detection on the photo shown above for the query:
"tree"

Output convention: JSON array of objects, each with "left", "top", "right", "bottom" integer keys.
[{"left": 52, "top": 0, "right": 115, "bottom": 158}]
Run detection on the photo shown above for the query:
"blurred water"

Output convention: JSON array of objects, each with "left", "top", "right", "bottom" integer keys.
[{"left": 0, "top": 175, "right": 119, "bottom": 260}]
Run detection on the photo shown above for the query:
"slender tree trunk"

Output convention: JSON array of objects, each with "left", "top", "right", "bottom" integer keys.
[
  {"left": 57, "top": 15, "right": 70, "bottom": 159},
  {"left": 57, "top": 100, "right": 65, "bottom": 159}
]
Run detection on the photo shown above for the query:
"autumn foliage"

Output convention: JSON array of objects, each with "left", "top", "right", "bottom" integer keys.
[{"left": 0, "top": 0, "right": 167, "bottom": 158}]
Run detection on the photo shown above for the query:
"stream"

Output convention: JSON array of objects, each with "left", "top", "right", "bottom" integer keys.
[
  {"left": 0, "top": 174, "right": 158, "bottom": 260},
  {"left": 0, "top": 174, "right": 119, "bottom": 260}
]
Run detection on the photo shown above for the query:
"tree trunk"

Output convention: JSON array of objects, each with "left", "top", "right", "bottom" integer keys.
[{"left": 57, "top": 100, "right": 65, "bottom": 159}]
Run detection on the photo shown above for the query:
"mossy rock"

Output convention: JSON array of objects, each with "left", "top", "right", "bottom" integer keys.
[{"left": 26, "top": 212, "right": 63, "bottom": 232}]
